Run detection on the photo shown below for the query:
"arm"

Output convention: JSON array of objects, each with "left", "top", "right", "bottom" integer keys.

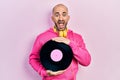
[
  {"left": 69, "top": 33, "right": 91, "bottom": 66},
  {"left": 52, "top": 35, "right": 91, "bottom": 66},
  {"left": 29, "top": 36, "right": 65, "bottom": 77},
  {"left": 29, "top": 36, "right": 48, "bottom": 77}
]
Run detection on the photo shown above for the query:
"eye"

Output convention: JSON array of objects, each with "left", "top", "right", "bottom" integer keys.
[
  {"left": 62, "top": 12, "right": 67, "bottom": 17},
  {"left": 55, "top": 14, "right": 59, "bottom": 17},
  {"left": 54, "top": 12, "right": 59, "bottom": 17}
]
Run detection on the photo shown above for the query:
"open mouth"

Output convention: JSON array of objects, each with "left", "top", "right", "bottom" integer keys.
[
  {"left": 59, "top": 24, "right": 64, "bottom": 29},
  {"left": 57, "top": 20, "right": 65, "bottom": 29}
]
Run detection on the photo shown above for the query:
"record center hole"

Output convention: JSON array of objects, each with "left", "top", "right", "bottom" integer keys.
[{"left": 50, "top": 49, "right": 63, "bottom": 62}]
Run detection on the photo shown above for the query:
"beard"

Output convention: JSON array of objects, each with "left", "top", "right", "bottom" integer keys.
[{"left": 54, "top": 20, "right": 68, "bottom": 31}]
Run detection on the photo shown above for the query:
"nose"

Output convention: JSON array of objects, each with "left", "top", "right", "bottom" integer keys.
[{"left": 59, "top": 15, "right": 63, "bottom": 20}]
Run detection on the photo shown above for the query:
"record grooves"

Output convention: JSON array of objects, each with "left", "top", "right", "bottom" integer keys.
[{"left": 39, "top": 40, "right": 73, "bottom": 71}]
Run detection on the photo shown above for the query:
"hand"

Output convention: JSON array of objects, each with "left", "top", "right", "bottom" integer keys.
[
  {"left": 52, "top": 37, "right": 70, "bottom": 45},
  {"left": 46, "top": 70, "right": 65, "bottom": 76}
]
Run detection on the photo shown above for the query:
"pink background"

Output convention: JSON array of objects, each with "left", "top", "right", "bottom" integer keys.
[{"left": 0, "top": 0, "right": 120, "bottom": 80}]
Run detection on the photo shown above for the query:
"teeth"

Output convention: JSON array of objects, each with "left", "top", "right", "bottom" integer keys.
[{"left": 60, "top": 23, "right": 64, "bottom": 25}]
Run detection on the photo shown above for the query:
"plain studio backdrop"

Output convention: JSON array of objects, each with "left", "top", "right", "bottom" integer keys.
[{"left": 0, "top": 0, "right": 120, "bottom": 80}]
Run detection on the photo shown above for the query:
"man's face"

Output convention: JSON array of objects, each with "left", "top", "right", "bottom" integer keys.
[{"left": 52, "top": 5, "right": 70, "bottom": 31}]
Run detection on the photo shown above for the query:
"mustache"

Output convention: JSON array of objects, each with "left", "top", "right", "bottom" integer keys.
[{"left": 57, "top": 20, "right": 65, "bottom": 24}]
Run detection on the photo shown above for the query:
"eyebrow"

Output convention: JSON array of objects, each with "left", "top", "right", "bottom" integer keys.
[
  {"left": 54, "top": 12, "right": 67, "bottom": 14},
  {"left": 55, "top": 12, "right": 59, "bottom": 14},
  {"left": 63, "top": 12, "right": 67, "bottom": 14}
]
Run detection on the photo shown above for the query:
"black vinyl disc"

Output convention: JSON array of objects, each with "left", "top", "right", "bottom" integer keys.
[{"left": 39, "top": 40, "right": 73, "bottom": 71}]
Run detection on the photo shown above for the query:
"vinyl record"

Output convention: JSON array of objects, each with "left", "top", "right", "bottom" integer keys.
[{"left": 39, "top": 40, "right": 73, "bottom": 71}]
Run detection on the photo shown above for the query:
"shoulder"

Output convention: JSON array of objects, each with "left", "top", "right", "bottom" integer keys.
[
  {"left": 68, "top": 29, "right": 83, "bottom": 39},
  {"left": 37, "top": 28, "right": 53, "bottom": 38},
  {"left": 35, "top": 28, "right": 55, "bottom": 43}
]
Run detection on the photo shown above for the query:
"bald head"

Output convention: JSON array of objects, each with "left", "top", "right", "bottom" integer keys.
[
  {"left": 52, "top": 4, "right": 68, "bottom": 14},
  {"left": 51, "top": 4, "right": 70, "bottom": 31}
]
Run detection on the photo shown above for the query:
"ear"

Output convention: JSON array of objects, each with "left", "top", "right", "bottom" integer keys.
[
  {"left": 51, "top": 16, "right": 54, "bottom": 22},
  {"left": 67, "top": 15, "right": 70, "bottom": 21}
]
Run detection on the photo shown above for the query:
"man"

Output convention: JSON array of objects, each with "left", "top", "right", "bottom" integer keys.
[{"left": 29, "top": 4, "right": 91, "bottom": 80}]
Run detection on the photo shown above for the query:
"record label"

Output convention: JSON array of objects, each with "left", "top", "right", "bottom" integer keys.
[{"left": 50, "top": 49, "right": 63, "bottom": 62}]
